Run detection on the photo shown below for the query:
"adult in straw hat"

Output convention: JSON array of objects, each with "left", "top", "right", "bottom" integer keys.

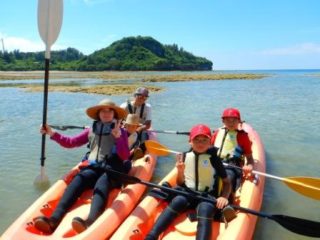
[
  {"left": 120, "top": 87, "right": 152, "bottom": 151},
  {"left": 34, "top": 99, "right": 130, "bottom": 234},
  {"left": 86, "top": 98, "right": 127, "bottom": 121}
]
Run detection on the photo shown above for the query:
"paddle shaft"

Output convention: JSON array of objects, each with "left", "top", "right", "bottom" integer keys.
[
  {"left": 106, "top": 168, "right": 320, "bottom": 237},
  {"left": 50, "top": 125, "right": 86, "bottom": 131},
  {"left": 146, "top": 141, "right": 320, "bottom": 198},
  {"left": 223, "top": 163, "right": 320, "bottom": 192},
  {"left": 108, "top": 167, "right": 271, "bottom": 218},
  {"left": 138, "top": 177, "right": 267, "bottom": 216},
  {"left": 110, "top": 169, "right": 320, "bottom": 237},
  {"left": 40, "top": 59, "right": 49, "bottom": 167},
  {"left": 150, "top": 130, "right": 190, "bottom": 135},
  {"left": 225, "top": 163, "right": 285, "bottom": 181},
  {"left": 49, "top": 126, "right": 188, "bottom": 134}
]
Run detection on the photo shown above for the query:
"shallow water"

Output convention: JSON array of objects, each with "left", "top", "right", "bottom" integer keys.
[{"left": 0, "top": 70, "right": 319, "bottom": 239}]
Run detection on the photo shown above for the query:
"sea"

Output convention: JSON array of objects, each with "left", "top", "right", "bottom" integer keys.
[{"left": 0, "top": 69, "right": 319, "bottom": 239}]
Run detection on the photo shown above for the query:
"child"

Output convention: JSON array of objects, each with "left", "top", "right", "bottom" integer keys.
[
  {"left": 211, "top": 108, "right": 254, "bottom": 198},
  {"left": 33, "top": 99, "right": 129, "bottom": 234},
  {"left": 123, "top": 113, "right": 144, "bottom": 160},
  {"left": 145, "top": 124, "right": 231, "bottom": 240}
]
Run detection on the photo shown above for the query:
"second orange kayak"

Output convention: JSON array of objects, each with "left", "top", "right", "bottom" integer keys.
[{"left": 111, "top": 123, "right": 265, "bottom": 240}]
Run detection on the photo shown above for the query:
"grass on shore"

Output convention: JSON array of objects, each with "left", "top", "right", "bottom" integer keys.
[
  {"left": 0, "top": 71, "right": 267, "bottom": 95},
  {"left": 20, "top": 84, "right": 163, "bottom": 95},
  {"left": 0, "top": 71, "right": 267, "bottom": 81}
]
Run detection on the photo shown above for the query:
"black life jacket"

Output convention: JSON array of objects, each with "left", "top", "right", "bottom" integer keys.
[{"left": 127, "top": 100, "right": 145, "bottom": 119}]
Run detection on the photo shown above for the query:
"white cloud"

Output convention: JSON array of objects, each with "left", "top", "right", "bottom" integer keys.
[
  {"left": 261, "top": 43, "right": 320, "bottom": 56},
  {"left": 0, "top": 33, "right": 65, "bottom": 53}
]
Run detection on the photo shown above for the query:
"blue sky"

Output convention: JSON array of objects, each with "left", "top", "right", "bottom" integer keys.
[{"left": 1, "top": 0, "right": 320, "bottom": 70}]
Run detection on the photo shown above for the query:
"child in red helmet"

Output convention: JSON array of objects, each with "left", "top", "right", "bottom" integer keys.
[
  {"left": 145, "top": 124, "right": 231, "bottom": 240},
  {"left": 211, "top": 108, "right": 254, "bottom": 200}
]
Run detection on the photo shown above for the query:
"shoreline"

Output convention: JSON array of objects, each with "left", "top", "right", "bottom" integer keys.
[
  {"left": 0, "top": 71, "right": 267, "bottom": 95},
  {"left": 22, "top": 84, "right": 163, "bottom": 95},
  {"left": 0, "top": 70, "right": 268, "bottom": 81}
]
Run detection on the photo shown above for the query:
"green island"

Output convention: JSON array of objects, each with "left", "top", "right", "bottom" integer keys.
[
  {"left": 0, "top": 36, "right": 268, "bottom": 95},
  {"left": 0, "top": 36, "right": 212, "bottom": 71}
]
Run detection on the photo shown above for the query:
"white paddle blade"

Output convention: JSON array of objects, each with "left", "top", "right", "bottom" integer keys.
[{"left": 37, "top": 0, "right": 63, "bottom": 57}]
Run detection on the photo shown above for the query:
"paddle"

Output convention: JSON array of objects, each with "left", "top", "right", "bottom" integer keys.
[
  {"left": 50, "top": 125, "right": 87, "bottom": 131},
  {"left": 105, "top": 168, "right": 320, "bottom": 237},
  {"left": 223, "top": 163, "right": 320, "bottom": 201},
  {"left": 149, "top": 130, "right": 190, "bottom": 135},
  {"left": 145, "top": 140, "right": 320, "bottom": 201},
  {"left": 49, "top": 125, "right": 190, "bottom": 135},
  {"left": 34, "top": 0, "right": 63, "bottom": 186}
]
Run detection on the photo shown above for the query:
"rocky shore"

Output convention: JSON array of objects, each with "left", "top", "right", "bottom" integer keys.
[{"left": 0, "top": 71, "right": 267, "bottom": 95}]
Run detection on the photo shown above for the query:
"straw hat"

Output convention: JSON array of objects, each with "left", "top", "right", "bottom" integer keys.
[
  {"left": 86, "top": 99, "right": 127, "bottom": 120},
  {"left": 124, "top": 114, "right": 141, "bottom": 126}
]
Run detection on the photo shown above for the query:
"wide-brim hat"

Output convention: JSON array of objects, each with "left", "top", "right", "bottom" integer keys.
[
  {"left": 124, "top": 114, "right": 141, "bottom": 126},
  {"left": 86, "top": 99, "right": 127, "bottom": 120}
]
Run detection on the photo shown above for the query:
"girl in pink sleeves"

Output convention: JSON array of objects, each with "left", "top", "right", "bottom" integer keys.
[{"left": 34, "top": 99, "right": 129, "bottom": 234}]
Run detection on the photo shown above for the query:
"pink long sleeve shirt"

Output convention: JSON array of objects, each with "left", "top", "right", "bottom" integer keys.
[{"left": 50, "top": 128, "right": 130, "bottom": 161}]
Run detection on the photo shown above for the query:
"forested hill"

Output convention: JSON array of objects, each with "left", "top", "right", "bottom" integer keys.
[{"left": 0, "top": 36, "right": 212, "bottom": 71}]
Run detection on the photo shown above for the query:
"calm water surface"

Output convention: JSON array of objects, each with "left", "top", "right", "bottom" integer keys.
[{"left": 0, "top": 70, "right": 319, "bottom": 239}]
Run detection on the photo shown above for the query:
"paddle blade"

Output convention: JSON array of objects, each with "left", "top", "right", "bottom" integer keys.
[
  {"left": 284, "top": 177, "right": 320, "bottom": 201},
  {"left": 34, "top": 166, "right": 50, "bottom": 189},
  {"left": 272, "top": 214, "right": 320, "bottom": 237},
  {"left": 145, "top": 140, "right": 171, "bottom": 156},
  {"left": 38, "top": 0, "right": 63, "bottom": 56}
]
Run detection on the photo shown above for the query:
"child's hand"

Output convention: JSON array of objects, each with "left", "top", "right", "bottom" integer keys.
[
  {"left": 216, "top": 196, "right": 229, "bottom": 209},
  {"left": 111, "top": 120, "right": 121, "bottom": 138},
  {"left": 40, "top": 124, "right": 54, "bottom": 137},
  {"left": 175, "top": 153, "right": 185, "bottom": 172},
  {"left": 243, "top": 164, "right": 253, "bottom": 177}
]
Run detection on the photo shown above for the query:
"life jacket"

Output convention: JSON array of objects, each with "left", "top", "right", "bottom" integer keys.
[
  {"left": 87, "top": 121, "right": 116, "bottom": 163},
  {"left": 127, "top": 131, "right": 139, "bottom": 150},
  {"left": 127, "top": 100, "right": 145, "bottom": 123},
  {"left": 213, "top": 128, "right": 244, "bottom": 164},
  {"left": 183, "top": 150, "right": 217, "bottom": 192}
]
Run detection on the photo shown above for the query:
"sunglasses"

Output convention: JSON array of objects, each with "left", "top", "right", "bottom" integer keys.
[{"left": 135, "top": 94, "right": 148, "bottom": 98}]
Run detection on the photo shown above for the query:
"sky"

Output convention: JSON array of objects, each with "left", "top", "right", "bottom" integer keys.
[{"left": 1, "top": 0, "right": 320, "bottom": 70}]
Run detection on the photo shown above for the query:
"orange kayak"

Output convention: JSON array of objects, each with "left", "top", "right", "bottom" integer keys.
[
  {"left": 111, "top": 123, "right": 265, "bottom": 240},
  {"left": 1, "top": 135, "right": 157, "bottom": 240}
]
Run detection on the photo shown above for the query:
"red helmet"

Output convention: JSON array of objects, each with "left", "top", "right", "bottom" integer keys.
[
  {"left": 222, "top": 108, "right": 241, "bottom": 120},
  {"left": 189, "top": 124, "right": 212, "bottom": 141}
]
